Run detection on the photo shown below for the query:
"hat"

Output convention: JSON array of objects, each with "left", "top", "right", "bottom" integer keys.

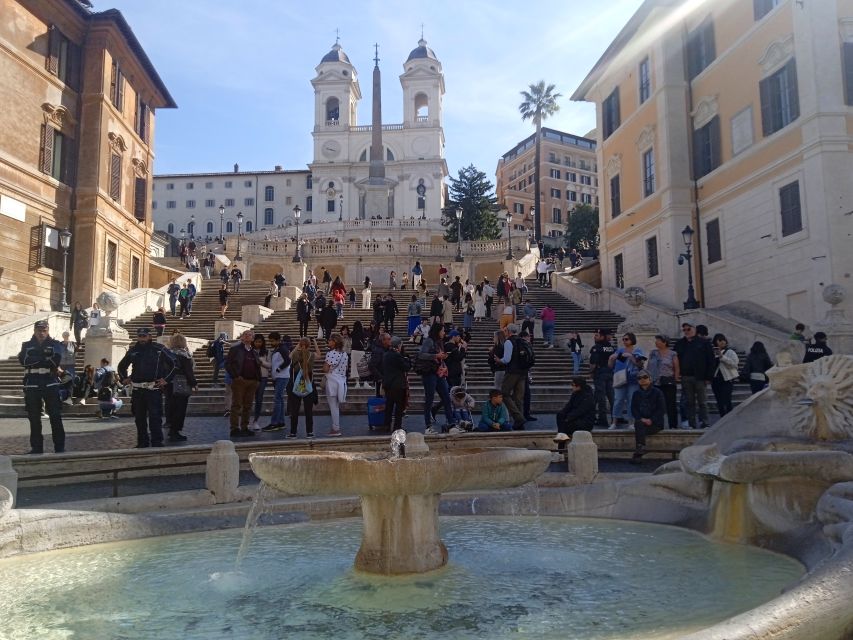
[
  {"left": 453, "top": 388, "right": 467, "bottom": 396},
  {"left": 136, "top": 327, "right": 152, "bottom": 337},
  {"left": 33, "top": 320, "right": 49, "bottom": 330},
  {"left": 218, "top": 332, "right": 228, "bottom": 339},
  {"left": 448, "top": 330, "right": 460, "bottom": 338},
  {"left": 681, "top": 321, "right": 694, "bottom": 328},
  {"left": 637, "top": 370, "right": 652, "bottom": 379}
]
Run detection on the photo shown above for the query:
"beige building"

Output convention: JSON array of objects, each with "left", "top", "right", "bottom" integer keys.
[
  {"left": 0, "top": 0, "right": 174, "bottom": 323},
  {"left": 495, "top": 127, "right": 598, "bottom": 245},
  {"left": 572, "top": 0, "right": 853, "bottom": 325}
]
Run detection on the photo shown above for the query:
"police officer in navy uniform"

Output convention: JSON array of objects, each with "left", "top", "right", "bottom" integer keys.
[
  {"left": 118, "top": 327, "right": 176, "bottom": 448},
  {"left": 18, "top": 320, "right": 66, "bottom": 454},
  {"left": 589, "top": 328, "right": 616, "bottom": 428},
  {"left": 803, "top": 332, "right": 833, "bottom": 363}
]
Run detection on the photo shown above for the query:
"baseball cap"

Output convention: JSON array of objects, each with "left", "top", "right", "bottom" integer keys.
[
  {"left": 137, "top": 327, "right": 152, "bottom": 337},
  {"left": 448, "top": 330, "right": 460, "bottom": 338}
]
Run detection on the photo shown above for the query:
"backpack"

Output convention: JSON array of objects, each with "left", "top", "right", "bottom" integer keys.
[
  {"left": 97, "top": 386, "right": 113, "bottom": 402},
  {"left": 510, "top": 337, "right": 536, "bottom": 371},
  {"left": 206, "top": 341, "right": 216, "bottom": 359}
]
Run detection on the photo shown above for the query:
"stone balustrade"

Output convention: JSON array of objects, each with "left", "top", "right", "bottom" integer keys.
[{"left": 245, "top": 238, "right": 529, "bottom": 259}]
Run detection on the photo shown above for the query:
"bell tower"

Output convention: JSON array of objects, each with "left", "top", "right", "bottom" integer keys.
[
  {"left": 311, "top": 41, "right": 360, "bottom": 165},
  {"left": 400, "top": 38, "right": 444, "bottom": 128}
]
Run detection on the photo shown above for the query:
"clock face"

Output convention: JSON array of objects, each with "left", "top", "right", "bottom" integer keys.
[{"left": 321, "top": 140, "right": 341, "bottom": 159}]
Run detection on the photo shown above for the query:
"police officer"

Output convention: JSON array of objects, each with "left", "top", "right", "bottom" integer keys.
[
  {"left": 589, "top": 328, "right": 616, "bottom": 428},
  {"left": 118, "top": 327, "right": 176, "bottom": 448},
  {"left": 18, "top": 320, "right": 66, "bottom": 454},
  {"left": 803, "top": 332, "right": 832, "bottom": 363}
]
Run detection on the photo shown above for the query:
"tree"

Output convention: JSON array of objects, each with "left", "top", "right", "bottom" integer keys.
[
  {"left": 564, "top": 204, "right": 600, "bottom": 253},
  {"left": 442, "top": 165, "right": 502, "bottom": 242},
  {"left": 519, "top": 81, "right": 562, "bottom": 243}
]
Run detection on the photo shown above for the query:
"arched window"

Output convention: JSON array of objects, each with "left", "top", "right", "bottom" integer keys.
[
  {"left": 325, "top": 97, "right": 340, "bottom": 122},
  {"left": 187, "top": 221, "right": 195, "bottom": 237},
  {"left": 328, "top": 181, "right": 335, "bottom": 189},
  {"left": 226, "top": 221, "right": 233, "bottom": 233},
  {"left": 386, "top": 148, "right": 395, "bottom": 161},
  {"left": 359, "top": 149, "right": 367, "bottom": 162},
  {"left": 167, "top": 223, "right": 174, "bottom": 234},
  {"left": 414, "top": 92, "right": 429, "bottom": 120},
  {"left": 264, "top": 208, "right": 274, "bottom": 225},
  {"left": 245, "top": 221, "right": 253, "bottom": 232},
  {"left": 206, "top": 221, "right": 214, "bottom": 233},
  {"left": 264, "top": 185, "right": 274, "bottom": 202}
]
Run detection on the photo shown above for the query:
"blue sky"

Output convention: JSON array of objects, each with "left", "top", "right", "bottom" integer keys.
[{"left": 102, "top": 0, "right": 644, "bottom": 180}]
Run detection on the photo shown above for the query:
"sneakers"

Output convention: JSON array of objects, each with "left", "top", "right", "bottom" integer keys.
[
  {"left": 424, "top": 427, "right": 439, "bottom": 435},
  {"left": 261, "top": 423, "right": 284, "bottom": 432},
  {"left": 327, "top": 429, "right": 342, "bottom": 437},
  {"left": 608, "top": 423, "right": 618, "bottom": 430},
  {"left": 448, "top": 426, "right": 464, "bottom": 435},
  {"left": 306, "top": 433, "right": 315, "bottom": 439},
  {"left": 524, "top": 415, "right": 538, "bottom": 422},
  {"left": 249, "top": 421, "right": 262, "bottom": 432},
  {"left": 62, "top": 398, "right": 73, "bottom": 406},
  {"left": 286, "top": 433, "right": 297, "bottom": 439},
  {"left": 168, "top": 433, "right": 188, "bottom": 442},
  {"left": 78, "top": 398, "right": 86, "bottom": 405},
  {"left": 699, "top": 422, "right": 711, "bottom": 430},
  {"left": 680, "top": 420, "right": 691, "bottom": 429}
]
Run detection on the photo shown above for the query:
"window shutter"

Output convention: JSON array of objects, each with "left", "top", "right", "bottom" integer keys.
[
  {"left": 62, "top": 136, "right": 77, "bottom": 186},
  {"left": 134, "top": 177, "right": 146, "bottom": 221},
  {"left": 786, "top": 58, "right": 799, "bottom": 122},
  {"left": 67, "top": 42, "right": 81, "bottom": 91},
  {"left": 110, "top": 61, "right": 117, "bottom": 104},
  {"left": 116, "top": 68, "right": 124, "bottom": 110},
  {"left": 46, "top": 25, "right": 59, "bottom": 74},
  {"left": 759, "top": 76, "right": 773, "bottom": 137},
  {"left": 110, "top": 153, "right": 121, "bottom": 201},
  {"left": 613, "top": 89, "right": 620, "bottom": 130},
  {"left": 39, "top": 125, "right": 54, "bottom": 174}
]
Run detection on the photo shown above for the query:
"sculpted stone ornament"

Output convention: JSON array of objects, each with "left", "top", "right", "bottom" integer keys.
[
  {"left": 86, "top": 291, "right": 128, "bottom": 339},
  {"left": 617, "top": 286, "right": 659, "bottom": 335}
]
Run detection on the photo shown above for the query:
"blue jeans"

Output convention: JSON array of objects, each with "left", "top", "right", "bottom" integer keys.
[
  {"left": 475, "top": 421, "right": 513, "bottom": 432},
  {"left": 335, "top": 302, "right": 343, "bottom": 318},
  {"left": 253, "top": 377, "right": 268, "bottom": 421},
  {"left": 542, "top": 321, "right": 555, "bottom": 345},
  {"left": 422, "top": 374, "right": 453, "bottom": 428},
  {"left": 270, "top": 377, "right": 288, "bottom": 425},
  {"left": 612, "top": 382, "right": 639, "bottom": 422},
  {"left": 571, "top": 352, "right": 581, "bottom": 375},
  {"left": 452, "top": 408, "right": 472, "bottom": 423}
]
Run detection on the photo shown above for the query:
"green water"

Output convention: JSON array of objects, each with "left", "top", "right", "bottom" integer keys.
[{"left": 0, "top": 517, "right": 802, "bottom": 640}]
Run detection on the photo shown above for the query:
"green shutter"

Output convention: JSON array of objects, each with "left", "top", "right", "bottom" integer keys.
[
  {"left": 134, "top": 177, "right": 146, "bottom": 221},
  {"left": 39, "top": 124, "right": 54, "bottom": 175},
  {"left": 110, "top": 153, "right": 121, "bottom": 201},
  {"left": 46, "top": 25, "right": 58, "bottom": 74}
]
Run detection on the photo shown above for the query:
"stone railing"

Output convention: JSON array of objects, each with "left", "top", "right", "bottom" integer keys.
[
  {"left": 350, "top": 123, "right": 405, "bottom": 133},
  {"left": 245, "top": 239, "right": 531, "bottom": 260}
]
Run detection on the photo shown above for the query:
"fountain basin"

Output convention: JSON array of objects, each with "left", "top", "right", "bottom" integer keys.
[{"left": 249, "top": 448, "right": 551, "bottom": 574}]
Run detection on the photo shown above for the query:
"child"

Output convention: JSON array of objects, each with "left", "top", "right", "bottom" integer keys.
[
  {"left": 449, "top": 386, "right": 475, "bottom": 431},
  {"left": 477, "top": 389, "right": 513, "bottom": 432}
]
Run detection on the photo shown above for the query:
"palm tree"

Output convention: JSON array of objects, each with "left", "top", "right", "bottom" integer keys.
[{"left": 519, "top": 81, "right": 562, "bottom": 242}]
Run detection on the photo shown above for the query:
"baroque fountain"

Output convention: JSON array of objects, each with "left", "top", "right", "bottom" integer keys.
[{"left": 0, "top": 357, "right": 851, "bottom": 639}]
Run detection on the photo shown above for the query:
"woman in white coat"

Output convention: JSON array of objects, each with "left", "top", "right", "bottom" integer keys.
[
  {"left": 473, "top": 283, "right": 486, "bottom": 322},
  {"left": 361, "top": 276, "right": 372, "bottom": 310},
  {"left": 323, "top": 333, "right": 349, "bottom": 436}
]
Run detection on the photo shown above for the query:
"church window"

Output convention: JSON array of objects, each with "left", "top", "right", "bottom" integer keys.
[
  {"left": 306, "top": 196, "right": 313, "bottom": 211},
  {"left": 328, "top": 181, "right": 335, "bottom": 189},
  {"left": 246, "top": 221, "right": 253, "bottom": 232},
  {"left": 225, "top": 198, "right": 235, "bottom": 207},
  {"left": 414, "top": 92, "right": 429, "bottom": 120},
  {"left": 244, "top": 198, "right": 254, "bottom": 206},
  {"left": 306, "top": 175, "right": 313, "bottom": 189},
  {"left": 167, "top": 223, "right": 174, "bottom": 234},
  {"left": 359, "top": 150, "right": 367, "bottom": 162},
  {"left": 325, "top": 97, "right": 340, "bottom": 123},
  {"left": 386, "top": 148, "right": 395, "bottom": 161}
]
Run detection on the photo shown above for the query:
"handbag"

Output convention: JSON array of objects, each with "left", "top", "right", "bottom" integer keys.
[
  {"left": 292, "top": 369, "right": 314, "bottom": 398},
  {"left": 613, "top": 368, "right": 628, "bottom": 388},
  {"left": 436, "top": 362, "right": 449, "bottom": 378},
  {"left": 356, "top": 356, "right": 372, "bottom": 379},
  {"left": 172, "top": 373, "right": 191, "bottom": 396}
]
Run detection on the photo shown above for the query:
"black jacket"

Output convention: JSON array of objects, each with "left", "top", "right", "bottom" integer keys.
[
  {"left": 429, "top": 298, "right": 443, "bottom": 317},
  {"left": 319, "top": 306, "right": 338, "bottom": 330},
  {"left": 384, "top": 298, "right": 399, "bottom": 319},
  {"left": 369, "top": 339, "right": 388, "bottom": 381},
  {"left": 382, "top": 349, "right": 412, "bottom": 391},
  {"left": 71, "top": 308, "right": 88, "bottom": 330},
  {"left": 556, "top": 386, "right": 595, "bottom": 433},
  {"left": 296, "top": 299, "right": 311, "bottom": 322},
  {"left": 631, "top": 385, "right": 666, "bottom": 428},
  {"left": 674, "top": 337, "right": 715, "bottom": 380},
  {"left": 444, "top": 340, "right": 466, "bottom": 380},
  {"left": 19, "top": 336, "right": 63, "bottom": 388},
  {"left": 171, "top": 352, "right": 198, "bottom": 388},
  {"left": 117, "top": 341, "right": 176, "bottom": 384}
]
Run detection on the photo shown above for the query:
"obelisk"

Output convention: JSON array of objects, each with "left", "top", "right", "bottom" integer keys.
[
  {"left": 369, "top": 43, "right": 385, "bottom": 181},
  {"left": 362, "top": 43, "right": 394, "bottom": 219}
]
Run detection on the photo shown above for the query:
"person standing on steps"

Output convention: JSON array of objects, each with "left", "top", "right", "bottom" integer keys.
[
  {"left": 324, "top": 332, "right": 349, "bottom": 437},
  {"left": 450, "top": 276, "right": 463, "bottom": 312},
  {"left": 166, "top": 280, "right": 181, "bottom": 317},
  {"left": 362, "top": 276, "right": 372, "bottom": 310},
  {"left": 803, "top": 332, "right": 832, "bottom": 363},
  {"left": 218, "top": 284, "right": 230, "bottom": 319},
  {"left": 589, "top": 329, "right": 616, "bottom": 428},
  {"left": 70, "top": 302, "right": 89, "bottom": 344},
  {"left": 674, "top": 322, "right": 715, "bottom": 429},
  {"left": 389, "top": 270, "right": 397, "bottom": 290},
  {"left": 19, "top": 320, "right": 66, "bottom": 454},
  {"left": 264, "top": 279, "right": 278, "bottom": 308},
  {"left": 274, "top": 272, "right": 286, "bottom": 297},
  {"left": 401, "top": 271, "right": 409, "bottom": 290},
  {"left": 152, "top": 307, "right": 167, "bottom": 336},
  {"left": 743, "top": 341, "right": 773, "bottom": 394},
  {"left": 219, "top": 267, "right": 229, "bottom": 287},
  {"left": 647, "top": 334, "right": 679, "bottom": 430},
  {"left": 117, "top": 327, "right": 177, "bottom": 449},
  {"left": 711, "top": 333, "right": 739, "bottom": 417},
  {"left": 184, "top": 279, "right": 197, "bottom": 317},
  {"left": 411, "top": 261, "right": 423, "bottom": 289},
  {"left": 384, "top": 293, "right": 399, "bottom": 334},
  {"left": 225, "top": 329, "right": 261, "bottom": 438},
  {"left": 483, "top": 278, "right": 495, "bottom": 319},
  {"left": 296, "top": 294, "right": 311, "bottom": 338},
  {"left": 287, "top": 337, "right": 321, "bottom": 439},
  {"left": 211, "top": 332, "right": 228, "bottom": 383},
  {"left": 319, "top": 300, "right": 338, "bottom": 340},
  {"left": 567, "top": 331, "right": 584, "bottom": 375},
  {"left": 382, "top": 336, "right": 411, "bottom": 433},
  {"left": 608, "top": 332, "right": 645, "bottom": 429},
  {"left": 417, "top": 323, "right": 455, "bottom": 434},
  {"left": 369, "top": 332, "right": 391, "bottom": 398},
  {"left": 407, "top": 294, "right": 423, "bottom": 337},
  {"left": 322, "top": 267, "right": 332, "bottom": 294},
  {"left": 249, "top": 333, "right": 271, "bottom": 432},
  {"left": 540, "top": 303, "right": 556, "bottom": 348},
  {"left": 164, "top": 333, "right": 197, "bottom": 443},
  {"left": 230, "top": 266, "right": 243, "bottom": 293},
  {"left": 499, "top": 323, "right": 534, "bottom": 430},
  {"left": 263, "top": 332, "right": 291, "bottom": 431}
]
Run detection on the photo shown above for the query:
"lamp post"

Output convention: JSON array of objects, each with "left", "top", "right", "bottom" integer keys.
[
  {"left": 292, "top": 205, "right": 302, "bottom": 262},
  {"left": 505, "top": 210, "right": 514, "bottom": 260},
  {"left": 678, "top": 224, "right": 700, "bottom": 309},
  {"left": 339, "top": 194, "right": 343, "bottom": 222},
  {"left": 59, "top": 227, "right": 72, "bottom": 312},
  {"left": 189, "top": 214, "right": 195, "bottom": 239},
  {"left": 454, "top": 207, "right": 464, "bottom": 262},
  {"left": 218, "top": 204, "right": 225, "bottom": 246},
  {"left": 236, "top": 211, "right": 244, "bottom": 260}
]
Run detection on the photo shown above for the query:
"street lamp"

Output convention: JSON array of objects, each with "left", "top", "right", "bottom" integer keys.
[
  {"left": 59, "top": 227, "right": 72, "bottom": 312},
  {"left": 218, "top": 204, "right": 225, "bottom": 246},
  {"left": 678, "top": 224, "right": 700, "bottom": 309},
  {"left": 180, "top": 228, "right": 186, "bottom": 242},
  {"left": 339, "top": 194, "right": 343, "bottom": 222},
  {"left": 505, "top": 210, "right": 514, "bottom": 260},
  {"left": 292, "top": 205, "right": 302, "bottom": 263},
  {"left": 236, "top": 212, "right": 244, "bottom": 260},
  {"left": 454, "top": 207, "right": 464, "bottom": 262},
  {"left": 189, "top": 214, "right": 195, "bottom": 239}
]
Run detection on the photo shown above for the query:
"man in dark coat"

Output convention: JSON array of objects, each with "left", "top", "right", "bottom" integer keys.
[
  {"left": 674, "top": 321, "right": 715, "bottom": 429},
  {"left": 382, "top": 336, "right": 411, "bottom": 432},
  {"left": 319, "top": 300, "right": 339, "bottom": 340},
  {"left": 18, "top": 320, "right": 66, "bottom": 454},
  {"left": 630, "top": 370, "right": 666, "bottom": 462},
  {"left": 383, "top": 294, "right": 399, "bottom": 334},
  {"left": 368, "top": 332, "right": 391, "bottom": 397}
]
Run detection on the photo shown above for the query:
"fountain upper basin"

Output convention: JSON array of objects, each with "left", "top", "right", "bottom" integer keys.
[{"left": 249, "top": 448, "right": 552, "bottom": 497}]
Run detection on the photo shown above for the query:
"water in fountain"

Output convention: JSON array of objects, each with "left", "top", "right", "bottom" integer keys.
[
  {"left": 236, "top": 481, "right": 276, "bottom": 568},
  {"left": 389, "top": 429, "right": 406, "bottom": 459}
]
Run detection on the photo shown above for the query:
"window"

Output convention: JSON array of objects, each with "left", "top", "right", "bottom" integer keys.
[
  {"left": 109, "top": 60, "right": 124, "bottom": 110},
  {"left": 687, "top": 19, "right": 716, "bottom": 80},
  {"left": 417, "top": 195, "right": 425, "bottom": 210},
  {"left": 844, "top": 43, "right": 853, "bottom": 106},
  {"left": 134, "top": 96, "right": 148, "bottom": 142},
  {"left": 109, "top": 153, "right": 121, "bottom": 201},
  {"left": 106, "top": 240, "right": 117, "bottom": 281},
  {"left": 306, "top": 175, "right": 313, "bottom": 189},
  {"left": 327, "top": 199, "right": 336, "bottom": 213},
  {"left": 186, "top": 200, "right": 195, "bottom": 208},
  {"left": 186, "top": 182, "right": 194, "bottom": 190},
  {"left": 550, "top": 188, "right": 561, "bottom": 198},
  {"left": 645, "top": 237, "right": 659, "bottom": 278},
  {"left": 567, "top": 191, "right": 577, "bottom": 202},
  {"left": 552, "top": 208, "right": 562, "bottom": 224},
  {"left": 693, "top": 116, "right": 721, "bottom": 178},
  {"left": 639, "top": 57, "right": 651, "bottom": 103},
  {"left": 609, "top": 175, "right": 621, "bottom": 218},
  {"left": 580, "top": 175, "right": 592, "bottom": 186},
  {"left": 166, "top": 183, "right": 174, "bottom": 190},
  {"left": 205, "top": 181, "right": 213, "bottom": 189},
  {"left": 285, "top": 196, "right": 292, "bottom": 205},
  {"left": 286, "top": 179, "right": 292, "bottom": 187},
  {"left": 753, "top": 0, "right": 780, "bottom": 20},
  {"left": 513, "top": 203, "right": 524, "bottom": 214},
  {"left": 205, "top": 199, "right": 215, "bottom": 208},
  {"left": 581, "top": 194, "right": 592, "bottom": 205},
  {"left": 566, "top": 172, "right": 577, "bottom": 183},
  {"left": 549, "top": 168, "right": 561, "bottom": 179},
  {"left": 167, "top": 223, "right": 174, "bottom": 234},
  {"left": 548, "top": 152, "right": 557, "bottom": 163},
  {"left": 131, "top": 255, "right": 140, "bottom": 289},
  {"left": 602, "top": 88, "right": 620, "bottom": 139},
  {"left": 224, "top": 181, "right": 233, "bottom": 188},
  {"left": 206, "top": 222, "right": 214, "bottom": 233},
  {"left": 642, "top": 148, "right": 656, "bottom": 197},
  {"left": 265, "top": 186, "right": 275, "bottom": 201},
  {"left": 226, "top": 221, "right": 233, "bottom": 233},
  {"left": 133, "top": 178, "right": 146, "bottom": 221},
  {"left": 306, "top": 196, "right": 313, "bottom": 211},
  {"left": 245, "top": 221, "right": 253, "bottom": 232},
  {"left": 39, "top": 125, "right": 73, "bottom": 184},
  {"left": 244, "top": 198, "right": 254, "bottom": 206},
  {"left": 614, "top": 254, "right": 624, "bottom": 289},
  {"left": 760, "top": 58, "right": 800, "bottom": 136},
  {"left": 152, "top": 201, "right": 157, "bottom": 210},
  {"left": 779, "top": 181, "right": 802, "bottom": 237},
  {"left": 706, "top": 218, "right": 722, "bottom": 264},
  {"left": 224, "top": 198, "right": 235, "bottom": 207},
  {"left": 528, "top": 176, "right": 534, "bottom": 185},
  {"left": 166, "top": 201, "right": 176, "bottom": 209},
  {"left": 264, "top": 208, "right": 274, "bottom": 225},
  {"left": 46, "top": 26, "right": 80, "bottom": 89},
  {"left": 244, "top": 180, "right": 252, "bottom": 188}
]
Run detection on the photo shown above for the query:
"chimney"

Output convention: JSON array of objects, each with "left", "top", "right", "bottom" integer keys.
[
  {"left": 274, "top": 165, "right": 282, "bottom": 172},
  {"left": 233, "top": 163, "right": 239, "bottom": 173}
]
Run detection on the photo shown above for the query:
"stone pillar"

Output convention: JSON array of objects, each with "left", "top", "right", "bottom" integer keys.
[
  {"left": 84, "top": 291, "right": 132, "bottom": 369},
  {"left": 269, "top": 296, "right": 292, "bottom": 311},
  {"left": 0, "top": 456, "right": 18, "bottom": 507},
  {"left": 214, "top": 320, "right": 254, "bottom": 341},
  {"left": 282, "top": 262, "right": 307, "bottom": 291},
  {"left": 449, "top": 261, "right": 468, "bottom": 284},
  {"left": 566, "top": 431, "right": 598, "bottom": 484},
  {"left": 617, "top": 287, "right": 660, "bottom": 356},
  {"left": 813, "top": 285, "right": 853, "bottom": 355},
  {"left": 241, "top": 305, "right": 274, "bottom": 325},
  {"left": 206, "top": 440, "right": 241, "bottom": 504}
]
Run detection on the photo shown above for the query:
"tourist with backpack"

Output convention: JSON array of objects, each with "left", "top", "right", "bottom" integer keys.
[
  {"left": 263, "top": 332, "right": 291, "bottom": 431},
  {"left": 499, "top": 323, "right": 535, "bottom": 430},
  {"left": 416, "top": 323, "right": 455, "bottom": 435},
  {"left": 210, "top": 332, "right": 228, "bottom": 384},
  {"left": 166, "top": 280, "right": 181, "bottom": 317}
]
